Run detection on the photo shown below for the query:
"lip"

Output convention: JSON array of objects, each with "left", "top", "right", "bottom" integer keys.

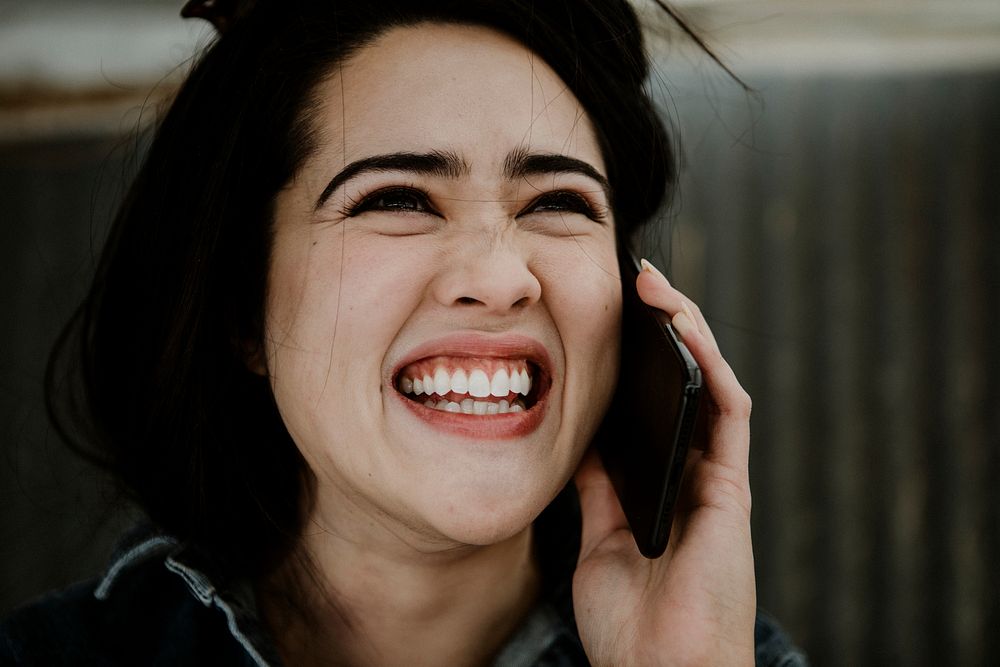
[{"left": 389, "top": 332, "right": 555, "bottom": 440}]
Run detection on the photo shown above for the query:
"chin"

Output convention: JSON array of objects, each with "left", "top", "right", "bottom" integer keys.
[{"left": 418, "top": 473, "right": 560, "bottom": 547}]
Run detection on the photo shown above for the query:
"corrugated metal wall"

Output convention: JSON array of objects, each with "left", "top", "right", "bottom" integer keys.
[{"left": 658, "top": 68, "right": 1000, "bottom": 665}]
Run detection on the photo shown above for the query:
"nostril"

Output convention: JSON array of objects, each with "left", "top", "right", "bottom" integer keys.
[
  {"left": 511, "top": 295, "right": 531, "bottom": 308},
  {"left": 454, "top": 295, "right": 531, "bottom": 308}
]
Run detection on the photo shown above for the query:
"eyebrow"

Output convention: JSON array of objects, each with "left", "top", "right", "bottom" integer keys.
[
  {"left": 314, "top": 150, "right": 468, "bottom": 209},
  {"left": 314, "top": 148, "right": 611, "bottom": 210},
  {"left": 501, "top": 146, "right": 611, "bottom": 200}
]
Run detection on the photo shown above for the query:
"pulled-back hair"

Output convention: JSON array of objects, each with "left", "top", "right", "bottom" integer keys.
[{"left": 47, "top": 0, "right": 674, "bottom": 583}]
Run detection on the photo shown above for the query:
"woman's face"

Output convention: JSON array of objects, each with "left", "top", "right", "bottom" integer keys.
[{"left": 265, "top": 22, "right": 621, "bottom": 548}]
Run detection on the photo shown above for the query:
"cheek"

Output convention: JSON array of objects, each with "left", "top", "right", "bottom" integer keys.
[
  {"left": 550, "top": 241, "right": 621, "bottom": 342},
  {"left": 263, "top": 229, "right": 435, "bottom": 432},
  {"left": 576, "top": 274, "right": 622, "bottom": 391},
  {"left": 264, "top": 224, "right": 363, "bottom": 356},
  {"left": 264, "top": 233, "right": 348, "bottom": 396},
  {"left": 265, "top": 229, "right": 417, "bottom": 357},
  {"left": 542, "top": 243, "right": 622, "bottom": 430},
  {"left": 263, "top": 232, "right": 347, "bottom": 453}
]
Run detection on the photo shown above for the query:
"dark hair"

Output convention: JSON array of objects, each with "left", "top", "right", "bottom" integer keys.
[{"left": 47, "top": 0, "right": 675, "bottom": 583}]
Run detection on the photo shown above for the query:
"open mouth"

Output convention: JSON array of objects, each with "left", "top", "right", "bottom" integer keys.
[{"left": 393, "top": 356, "right": 546, "bottom": 415}]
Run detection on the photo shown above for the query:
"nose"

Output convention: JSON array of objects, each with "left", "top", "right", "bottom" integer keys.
[{"left": 431, "top": 237, "right": 542, "bottom": 314}]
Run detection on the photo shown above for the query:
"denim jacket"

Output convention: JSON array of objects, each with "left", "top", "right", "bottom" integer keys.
[{"left": 2, "top": 526, "right": 808, "bottom": 666}]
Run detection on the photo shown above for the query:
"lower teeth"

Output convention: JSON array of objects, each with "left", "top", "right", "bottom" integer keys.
[{"left": 421, "top": 398, "right": 526, "bottom": 414}]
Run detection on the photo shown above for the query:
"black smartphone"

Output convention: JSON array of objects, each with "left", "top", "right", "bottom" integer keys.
[{"left": 593, "top": 251, "right": 702, "bottom": 559}]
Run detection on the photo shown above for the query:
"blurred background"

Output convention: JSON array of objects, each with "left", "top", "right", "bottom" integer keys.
[{"left": 1, "top": 1, "right": 997, "bottom": 664}]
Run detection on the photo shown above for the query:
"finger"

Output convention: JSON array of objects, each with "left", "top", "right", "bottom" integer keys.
[
  {"left": 671, "top": 308, "right": 752, "bottom": 474},
  {"left": 573, "top": 449, "right": 630, "bottom": 560},
  {"left": 635, "top": 258, "right": 685, "bottom": 317},
  {"left": 679, "top": 298, "right": 721, "bottom": 355},
  {"left": 635, "top": 260, "right": 720, "bottom": 353}
]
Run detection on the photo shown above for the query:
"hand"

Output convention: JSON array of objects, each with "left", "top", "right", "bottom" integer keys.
[{"left": 572, "top": 259, "right": 756, "bottom": 666}]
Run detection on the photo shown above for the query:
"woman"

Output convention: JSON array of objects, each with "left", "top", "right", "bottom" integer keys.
[{"left": 2, "top": 1, "right": 805, "bottom": 664}]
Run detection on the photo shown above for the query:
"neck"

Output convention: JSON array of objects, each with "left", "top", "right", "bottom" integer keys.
[{"left": 259, "top": 503, "right": 541, "bottom": 667}]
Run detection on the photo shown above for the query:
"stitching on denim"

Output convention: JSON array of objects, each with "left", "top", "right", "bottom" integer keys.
[
  {"left": 212, "top": 595, "right": 273, "bottom": 667},
  {"left": 162, "top": 552, "right": 275, "bottom": 664},
  {"left": 94, "top": 535, "right": 178, "bottom": 601},
  {"left": 164, "top": 556, "right": 215, "bottom": 605}
]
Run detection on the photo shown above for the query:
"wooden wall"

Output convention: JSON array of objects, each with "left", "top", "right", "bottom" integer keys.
[{"left": 658, "top": 67, "right": 1000, "bottom": 665}]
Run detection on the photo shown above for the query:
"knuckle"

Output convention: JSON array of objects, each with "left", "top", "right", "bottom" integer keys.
[
  {"left": 723, "top": 387, "right": 752, "bottom": 420},
  {"left": 704, "top": 473, "right": 753, "bottom": 519}
]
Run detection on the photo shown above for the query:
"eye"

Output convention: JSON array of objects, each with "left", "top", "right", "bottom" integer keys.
[
  {"left": 346, "top": 186, "right": 435, "bottom": 216},
  {"left": 520, "top": 191, "right": 603, "bottom": 221}
]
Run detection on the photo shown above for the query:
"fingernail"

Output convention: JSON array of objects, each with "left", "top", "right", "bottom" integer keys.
[
  {"left": 672, "top": 311, "right": 697, "bottom": 340},
  {"left": 681, "top": 300, "right": 697, "bottom": 325},
  {"left": 639, "top": 258, "right": 670, "bottom": 285},
  {"left": 672, "top": 308, "right": 697, "bottom": 341}
]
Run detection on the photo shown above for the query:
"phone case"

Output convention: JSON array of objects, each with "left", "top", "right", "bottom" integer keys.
[{"left": 594, "top": 252, "right": 702, "bottom": 558}]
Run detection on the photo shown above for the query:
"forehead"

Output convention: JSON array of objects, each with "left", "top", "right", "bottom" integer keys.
[{"left": 308, "top": 22, "right": 605, "bottom": 173}]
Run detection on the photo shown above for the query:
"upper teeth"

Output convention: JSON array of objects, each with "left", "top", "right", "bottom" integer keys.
[{"left": 398, "top": 362, "right": 532, "bottom": 398}]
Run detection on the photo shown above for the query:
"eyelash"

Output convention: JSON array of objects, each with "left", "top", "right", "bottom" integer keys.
[
  {"left": 342, "top": 186, "right": 605, "bottom": 222},
  {"left": 525, "top": 191, "right": 604, "bottom": 221},
  {"left": 342, "top": 186, "right": 435, "bottom": 217}
]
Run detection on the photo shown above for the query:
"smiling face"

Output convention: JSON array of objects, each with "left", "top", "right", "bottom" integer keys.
[{"left": 265, "top": 22, "right": 621, "bottom": 549}]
